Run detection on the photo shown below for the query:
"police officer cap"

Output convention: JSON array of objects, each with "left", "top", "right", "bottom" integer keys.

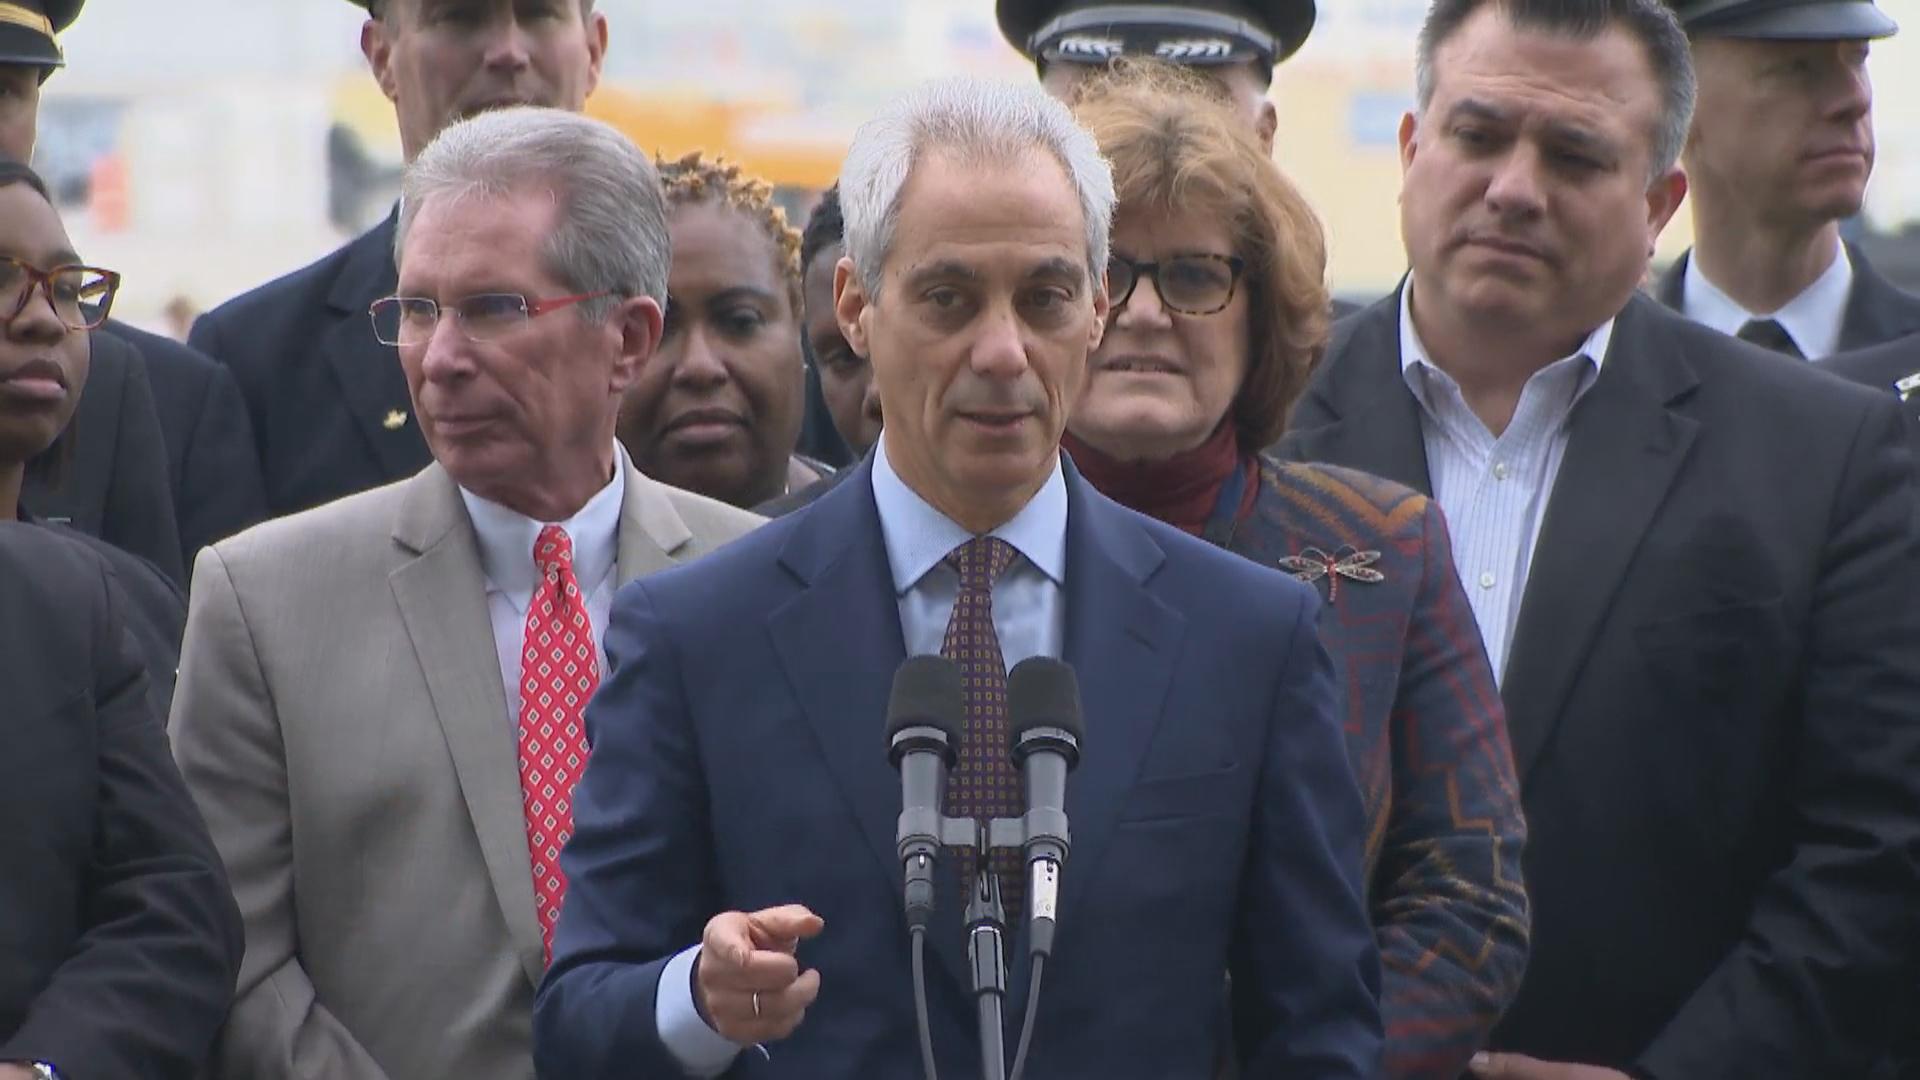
[
  {"left": 998, "top": 0, "right": 1316, "bottom": 74},
  {"left": 1671, "top": 0, "right": 1897, "bottom": 40},
  {"left": 0, "top": 0, "right": 82, "bottom": 72}
]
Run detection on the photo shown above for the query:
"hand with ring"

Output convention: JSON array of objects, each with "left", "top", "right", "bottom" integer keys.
[{"left": 694, "top": 904, "right": 825, "bottom": 1045}]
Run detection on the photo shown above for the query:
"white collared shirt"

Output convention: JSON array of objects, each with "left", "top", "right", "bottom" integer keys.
[
  {"left": 1681, "top": 240, "right": 1854, "bottom": 361},
  {"left": 457, "top": 450, "right": 626, "bottom": 724},
  {"left": 1400, "top": 279, "right": 1610, "bottom": 680}
]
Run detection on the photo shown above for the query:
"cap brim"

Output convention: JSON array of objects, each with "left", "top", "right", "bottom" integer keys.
[
  {"left": 0, "top": 22, "right": 61, "bottom": 69},
  {"left": 1696, "top": 2, "right": 1897, "bottom": 40}
]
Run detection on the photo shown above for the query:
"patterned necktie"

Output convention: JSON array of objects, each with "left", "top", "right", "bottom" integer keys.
[
  {"left": 1736, "top": 318, "right": 1805, "bottom": 359},
  {"left": 940, "top": 536, "right": 1025, "bottom": 913},
  {"left": 517, "top": 524, "right": 599, "bottom": 965}
]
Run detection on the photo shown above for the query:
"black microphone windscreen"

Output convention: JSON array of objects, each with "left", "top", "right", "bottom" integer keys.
[
  {"left": 1007, "top": 657, "right": 1084, "bottom": 743},
  {"left": 886, "top": 655, "right": 967, "bottom": 744}
]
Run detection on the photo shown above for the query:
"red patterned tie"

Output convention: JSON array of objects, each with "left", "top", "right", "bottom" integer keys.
[
  {"left": 517, "top": 524, "right": 599, "bottom": 965},
  {"left": 940, "top": 536, "right": 1025, "bottom": 912}
]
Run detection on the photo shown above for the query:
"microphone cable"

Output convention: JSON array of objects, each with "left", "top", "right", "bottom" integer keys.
[
  {"left": 1008, "top": 954, "right": 1044, "bottom": 1080},
  {"left": 912, "top": 924, "right": 940, "bottom": 1080}
]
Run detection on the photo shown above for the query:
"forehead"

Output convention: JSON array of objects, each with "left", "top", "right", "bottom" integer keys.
[
  {"left": 667, "top": 200, "right": 787, "bottom": 290},
  {"left": 886, "top": 148, "right": 1089, "bottom": 276},
  {"left": 398, "top": 188, "right": 557, "bottom": 287},
  {"left": 0, "top": 182, "right": 74, "bottom": 260},
  {"left": 1429, "top": 8, "right": 1661, "bottom": 130}
]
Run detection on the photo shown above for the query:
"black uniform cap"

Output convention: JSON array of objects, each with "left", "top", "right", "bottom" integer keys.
[
  {"left": 998, "top": 0, "right": 1316, "bottom": 75},
  {"left": 0, "top": 0, "right": 82, "bottom": 74},
  {"left": 1671, "top": 0, "right": 1896, "bottom": 40}
]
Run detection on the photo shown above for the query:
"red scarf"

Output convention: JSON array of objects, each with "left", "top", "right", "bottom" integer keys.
[{"left": 1063, "top": 422, "right": 1257, "bottom": 537}]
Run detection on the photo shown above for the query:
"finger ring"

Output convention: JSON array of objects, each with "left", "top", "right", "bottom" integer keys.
[{"left": 752, "top": 991, "right": 762, "bottom": 1018}]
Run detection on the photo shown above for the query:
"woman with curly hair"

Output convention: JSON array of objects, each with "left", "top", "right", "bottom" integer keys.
[{"left": 616, "top": 151, "right": 826, "bottom": 508}]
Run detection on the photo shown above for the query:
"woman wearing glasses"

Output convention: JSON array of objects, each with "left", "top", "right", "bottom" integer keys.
[
  {"left": 1064, "top": 66, "right": 1528, "bottom": 1079},
  {"left": 0, "top": 156, "right": 187, "bottom": 723}
]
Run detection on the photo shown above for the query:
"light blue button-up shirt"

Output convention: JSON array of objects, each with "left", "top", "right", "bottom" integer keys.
[{"left": 656, "top": 437, "right": 1070, "bottom": 1076}]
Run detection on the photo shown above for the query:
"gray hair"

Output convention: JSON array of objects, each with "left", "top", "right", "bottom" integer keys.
[
  {"left": 1414, "top": 0, "right": 1696, "bottom": 179},
  {"left": 838, "top": 76, "right": 1115, "bottom": 297},
  {"left": 395, "top": 106, "right": 668, "bottom": 321}
]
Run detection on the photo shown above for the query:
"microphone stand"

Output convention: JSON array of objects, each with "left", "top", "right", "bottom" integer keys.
[{"left": 965, "top": 855, "right": 1009, "bottom": 1080}]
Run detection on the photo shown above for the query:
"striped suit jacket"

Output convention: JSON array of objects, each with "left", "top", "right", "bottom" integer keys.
[{"left": 1230, "top": 455, "right": 1530, "bottom": 1079}]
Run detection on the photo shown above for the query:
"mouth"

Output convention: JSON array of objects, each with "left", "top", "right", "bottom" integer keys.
[
  {"left": 1099, "top": 354, "right": 1185, "bottom": 376},
  {"left": 1463, "top": 234, "right": 1548, "bottom": 262},
  {"left": 0, "top": 359, "right": 70, "bottom": 404},
  {"left": 1803, "top": 146, "right": 1868, "bottom": 165},
  {"left": 459, "top": 96, "right": 538, "bottom": 120},
  {"left": 664, "top": 407, "right": 747, "bottom": 446},
  {"left": 956, "top": 410, "right": 1033, "bottom": 432}
]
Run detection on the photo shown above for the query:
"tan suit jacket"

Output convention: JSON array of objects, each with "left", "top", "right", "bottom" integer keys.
[{"left": 169, "top": 460, "right": 761, "bottom": 1080}]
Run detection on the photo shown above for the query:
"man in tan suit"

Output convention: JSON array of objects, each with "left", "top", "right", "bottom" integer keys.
[{"left": 169, "top": 107, "right": 761, "bottom": 1080}]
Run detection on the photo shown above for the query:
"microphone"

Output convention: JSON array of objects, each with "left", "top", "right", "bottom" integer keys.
[
  {"left": 887, "top": 656, "right": 965, "bottom": 931},
  {"left": 1006, "top": 657, "right": 1083, "bottom": 960}
]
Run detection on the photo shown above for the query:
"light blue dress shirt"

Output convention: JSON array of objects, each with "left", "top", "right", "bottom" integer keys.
[{"left": 654, "top": 437, "right": 1069, "bottom": 1076}]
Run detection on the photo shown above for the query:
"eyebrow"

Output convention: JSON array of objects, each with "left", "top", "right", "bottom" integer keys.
[
  {"left": 902, "top": 260, "right": 980, "bottom": 292},
  {"left": 701, "top": 285, "right": 783, "bottom": 309},
  {"left": 1447, "top": 99, "right": 1510, "bottom": 127},
  {"left": 1027, "top": 257, "right": 1085, "bottom": 284}
]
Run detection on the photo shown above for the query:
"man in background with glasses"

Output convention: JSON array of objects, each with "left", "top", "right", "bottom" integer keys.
[
  {"left": 188, "top": 0, "right": 608, "bottom": 522},
  {"left": 167, "top": 107, "right": 760, "bottom": 1080}
]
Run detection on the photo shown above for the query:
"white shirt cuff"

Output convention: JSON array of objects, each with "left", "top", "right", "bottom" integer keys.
[{"left": 657, "top": 944, "right": 745, "bottom": 1077}]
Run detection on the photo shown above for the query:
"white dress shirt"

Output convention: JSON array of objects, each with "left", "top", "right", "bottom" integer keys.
[
  {"left": 656, "top": 436, "right": 1070, "bottom": 1077},
  {"left": 1400, "top": 279, "right": 1610, "bottom": 680},
  {"left": 456, "top": 453, "right": 625, "bottom": 726},
  {"left": 1681, "top": 240, "right": 1854, "bottom": 360}
]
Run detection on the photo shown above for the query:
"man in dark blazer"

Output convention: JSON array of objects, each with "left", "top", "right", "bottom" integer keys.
[
  {"left": 0, "top": 522, "right": 242, "bottom": 1080},
  {"left": 189, "top": 0, "right": 608, "bottom": 518},
  {"left": 534, "top": 78, "right": 1380, "bottom": 1079},
  {"left": 102, "top": 319, "right": 267, "bottom": 570},
  {"left": 1828, "top": 331, "right": 1920, "bottom": 456},
  {"left": 1278, "top": 2, "right": 1920, "bottom": 1077},
  {"left": 1653, "top": 0, "right": 1920, "bottom": 356}
]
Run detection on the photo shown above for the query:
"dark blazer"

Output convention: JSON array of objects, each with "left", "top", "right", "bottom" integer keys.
[
  {"left": 102, "top": 319, "right": 268, "bottom": 566},
  {"left": 21, "top": 330, "right": 187, "bottom": 585},
  {"left": 17, "top": 508, "right": 185, "bottom": 724},
  {"left": 0, "top": 522, "right": 242, "bottom": 1079},
  {"left": 1655, "top": 242, "right": 1920, "bottom": 351},
  {"left": 1278, "top": 289, "right": 1920, "bottom": 1077},
  {"left": 189, "top": 212, "right": 431, "bottom": 518},
  {"left": 756, "top": 462, "right": 857, "bottom": 516},
  {"left": 534, "top": 457, "right": 1383, "bottom": 1078},
  {"left": 1827, "top": 332, "right": 1920, "bottom": 460},
  {"left": 1230, "top": 458, "right": 1528, "bottom": 1078}
]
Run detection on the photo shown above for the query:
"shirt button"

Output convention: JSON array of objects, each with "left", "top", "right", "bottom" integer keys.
[
  {"left": 1492, "top": 462, "right": 1511, "bottom": 481},
  {"left": 1479, "top": 572, "right": 1497, "bottom": 589}
]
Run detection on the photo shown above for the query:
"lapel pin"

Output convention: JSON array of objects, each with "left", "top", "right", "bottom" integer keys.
[
  {"left": 1894, "top": 371, "right": 1920, "bottom": 403},
  {"left": 1277, "top": 546, "right": 1385, "bottom": 603},
  {"left": 383, "top": 409, "right": 409, "bottom": 431}
]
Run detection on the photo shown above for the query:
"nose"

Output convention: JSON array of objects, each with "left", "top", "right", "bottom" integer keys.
[
  {"left": 969, "top": 304, "right": 1031, "bottom": 381},
  {"left": 1484, "top": 147, "right": 1546, "bottom": 223},
  {"left": 478, "top": 13, "right": 534, "bottom": 75},
  {"left": 1826, "top": 53, "right": 1873, "bottom": 124},
  {"left": 5, "top": 282, "right": 69, "bottom": 343},
  {"left": 669, "top": 325, "right": 730, "bottom": 390},
  {"left": 1112, "top": 270, "right": 1173, "bottom": 330},
  {"left": 417, "top": 316, "right": 478, "bottom": 384}
]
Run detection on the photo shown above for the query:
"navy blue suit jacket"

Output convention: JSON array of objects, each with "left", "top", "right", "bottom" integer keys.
[{"left": 534, "top": 458, "right": 1381, "bottom": 1079}]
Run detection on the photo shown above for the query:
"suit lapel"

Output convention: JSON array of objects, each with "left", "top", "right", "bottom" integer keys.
[
  {"left": 387, "top": 466, "right": 546, "bottom": 986},
  {"left": 1284, "top": 289, "right": 1433, "bottom": 494},
  {"left": 325, "top": 213, "right": 430, "bottom": 481},
  {"left": 1840, "top": 243, "right": 1920, "bottom": 351},
  {"left": 1501, "top": 298, "right": 1701, "bottom": 783},
  {"left": 1056, "top": 469, "right": 1182, "bottom": 919},
  {"left": 763, "top": 465, "right": 935, "bottom": 967},
  {"left": 612, "top": 456, "right": 695, "bottom": 585}
]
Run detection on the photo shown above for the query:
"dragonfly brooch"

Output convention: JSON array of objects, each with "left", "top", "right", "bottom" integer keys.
[{"left": 1276, "top": 547, "right": 1385, "bottom": 603}]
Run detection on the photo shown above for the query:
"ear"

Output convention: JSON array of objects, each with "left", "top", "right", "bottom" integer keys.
[
  {"left": 1256, "top": 99, "right": 1278, "bottom": 155},
  {"left": 1645, "top": 166, "right": 1689, "bottom": 250},
  {"left": 834, "top": 255, "right": 873, "bottom": 360},
  {"left": 1397, "top": 111, "right": 1420, "bottom": 174},
  {"left": 583, "top": 11, "right": 610, "bottom": 99},
  {"left": 363, "top": 17, "right": 399, "bottom": 104},
  {"left": 1086, "top": 274, "right": 1110, "bottom": 354},
  {"left": 610, "top": 294, "right": 665, "bottom": 394}
]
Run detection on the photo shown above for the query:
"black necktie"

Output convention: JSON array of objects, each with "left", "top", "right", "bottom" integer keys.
[{"left": 1736, "top": 318, "right": 1805, "bottom": 359}]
